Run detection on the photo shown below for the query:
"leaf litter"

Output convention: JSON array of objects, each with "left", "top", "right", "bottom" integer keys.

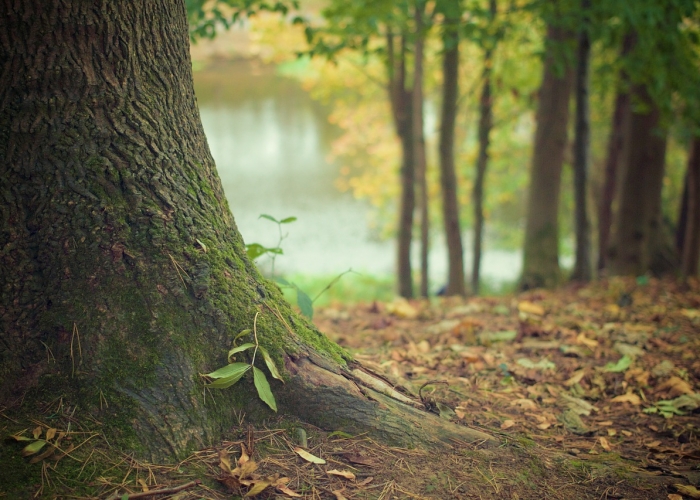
[{"left": 2, "top": 276, "right": 699, "bottom": 498}]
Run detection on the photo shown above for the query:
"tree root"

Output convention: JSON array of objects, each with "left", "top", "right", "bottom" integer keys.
[{"left": 280, "top": 354, "right": 498, "bottom": 449}]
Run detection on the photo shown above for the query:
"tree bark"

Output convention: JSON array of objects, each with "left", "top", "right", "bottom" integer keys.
[
  {"left": 388, "top": 33, "right": 416, "bottom": 298},
  {"left": 472, "top": 0, "right": 497, "bottom": 296},
  {"left": 598, "top": 34, "right": 633, "bottom": 272},
  {"left": 413, "top": 3, "right": 429, "bottom": 298},
  {"left": 607, "top": 86, "right": 668, "bottom": 276},
  {"left": 438, "top": 9, "right": 466, "bottom": 296},
  {"left": 570, "top": 0, "right": 592, "bottom": 282},
  {"left": 681, "top": 137, "right": 700, "bottom": 276},
  {"left": 0, "top": 0, "right": 494, "bottom": 463},
  {"left": 521, "top": 24, "right": 574, "bottom": 290}
]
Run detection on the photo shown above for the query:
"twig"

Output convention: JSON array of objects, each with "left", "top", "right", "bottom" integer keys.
[{"left": 106, "top": 479, "right": 201, "bottom": 500}]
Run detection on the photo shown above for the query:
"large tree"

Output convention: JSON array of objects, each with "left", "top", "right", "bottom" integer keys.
[{"left": 0, "top": 0, "right": 493, "bottom": 463}]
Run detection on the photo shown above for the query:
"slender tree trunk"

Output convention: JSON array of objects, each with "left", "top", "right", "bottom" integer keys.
[
  {"left": 598, "top": 90, "right": 630, "bottom": 271},
  {"left": 570, "top": 0, "right": 592, "bottom": 282},
  {"left": 0, "top": 0, "right": 494, "bottom": 465},
  {"left": 413, "top": 3, "right": 429, "bottom": 298},
  {"left": 521, "top": 24, "right": 574, "bottom": 290},
  {"left": 472, "top": 0, "right": 496, "bottom": 295},
  {"left": 388, "top": 33, "right": 416, "bottom": 298},
  {"left": 608, "top": 86, "right": 668, "bottom": 276},
  {"left": 438, "top": 9, "right": 466, "bottom": 296},
  {"left": 598, "top": 35, "right": 633, "bottom": 272},
  {"left": 681, "top": 137, "right": 700, "bottom": 276}
]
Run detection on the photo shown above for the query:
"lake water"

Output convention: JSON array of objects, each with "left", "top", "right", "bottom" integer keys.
[{"left": 193, "top": 59, "right": 522, "bottom": 290}]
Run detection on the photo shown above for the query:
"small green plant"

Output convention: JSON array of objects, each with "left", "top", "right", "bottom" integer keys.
[
  {"left": 245, "top": 214, "right": 296, "bottom": 275},
  {"left": 202, "top": 313, "right": 282, "bottom": 412},
  {"left": 245, "top": 214, "right": 351, "bottom": 320}
]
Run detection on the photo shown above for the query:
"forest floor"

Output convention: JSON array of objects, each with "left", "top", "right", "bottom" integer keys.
[{"left": 2, "top": 277, "right": 700, "bottom": 499}]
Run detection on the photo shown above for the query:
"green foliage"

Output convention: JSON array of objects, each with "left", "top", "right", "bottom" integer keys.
[
  {"left": 186, "top": 0, "right": 300, "bottom": 40},
  {"left": 203, "top": 323, "right": 284, "bottom": 411}
]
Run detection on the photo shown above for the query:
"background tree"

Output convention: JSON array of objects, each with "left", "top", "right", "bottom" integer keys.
[
  {"left": 520, "top": 16, "right": 574, "bottom": 289},
  {"left": 0, "top": 0, "right": 492, "bottom": 462},
  {"left": 437, "top": 0, "right": 467, "bottom": 296},
  {"left": 570, "top": 0, "right": 592, "bottom": 282}
]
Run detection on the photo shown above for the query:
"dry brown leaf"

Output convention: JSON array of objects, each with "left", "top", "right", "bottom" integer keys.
[
  {"left": 137, "top": 478, "right": 149, "bottom": 492},
  {"left": 332, "top": 489, "right": 349, "bottom": 500},
  {"left": 45, "top": 428, "right": 57, "bottom": 441},
  {"left": 386, "top": 298, "right": 418, "bottom": 319},
  {"left": 576, "top": 333, "right": 598, "bottom": 349},
  {"left": 621, "top": 430, "right": 633, "bottom": 437},
  {"left": 674, "top": 484, "right": 700, "bottom": 499},
  {"left": 244, "top": 480, "right": 270, "bottom": 497},
  {"left": 564, "top": 369, "right": 586, "bottom": 387},
  {"left": 511, "top": 398, "right": 537, "bottom": 410},
  {"left": 328, "top": 469, "right": 356, "bottom": 480},
  {"left": 645, "top": 440, "right": 662, "bottom": 448},
  {"left": 356, "top": 477, "right": 374, "bottom": 486},
  {"left": 537, "top": 422, "right": 551, "bottom": 430},
  {"left": 610, "top": 391, "right": 641, "bottom": 405},
  {"left": 276, "top": 484, "right": 302, "bottom": 497},
  {"left": 668, "top": 494, "right": 684, "bottom": 500},
  {"left": 32, "top": 426, "right": 42, "bottom": 439},
  {"left": 599, "top": 437, "right": 612, "bottom": 451},
  {"left": 656, "top": 376, "right": 694, "bottom": 396},
  {"left": 500, "top": 419, "right": 516, "bottom": 430},
  {"left": 454, "top": 407, "right": 467, "bottom": 419},
  {"left": 239, "top": 444, "right": 250, "bottom": 465},
  {"left": 518, "top": 301, "right": 545, "bottom": 316},
  {"left": 294, "top": 447, "right": 326, "bottom": 464},
  {"left": 220, "top": 449, "right": 232, "bottom": 473}
]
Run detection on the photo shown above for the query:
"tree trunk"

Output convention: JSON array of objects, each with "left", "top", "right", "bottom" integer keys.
[
  {"left": 472, "top": 0, "right": 497, "bottom": 296},
  {"left": 570, "top": 0, "right": 592, "bottom": 282},
  {"left": 521, "top": 24, "right": 574, "bottom": 290},
  {"left": 607, "top": 86, "right": 668, "bottom": 276},
  {"left": 0, "top": 0, "right": 494, "bottom": 463},
  {"left": 413, "top": 3, "right": 429, "bottom": 298},
  {"left": 388, "top": 33, "right": 416, "bottom": 298},
  {"left": 597, "top": 35, "right": 633, "bottom": 272},
  {"left": 438, "top": 10, "right": 466, "bottom": 296},
  {"left": 598, "top": 90, "right": 630, "bottom": 271},
  {"left": 681, "top": 137, "right": 700, "bottom": 276}
]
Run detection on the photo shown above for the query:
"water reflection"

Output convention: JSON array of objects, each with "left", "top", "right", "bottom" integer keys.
[{"left": 193, "top": 59, "right": 522, "bottom": 288}]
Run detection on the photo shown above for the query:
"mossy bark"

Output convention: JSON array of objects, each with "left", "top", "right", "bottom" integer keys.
[{"left": 0, "top": 0, "right": 494, "bottom": 462}]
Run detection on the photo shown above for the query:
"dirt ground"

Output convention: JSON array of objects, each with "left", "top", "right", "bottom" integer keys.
[{"left": 2, "top": 277, "right": 699, "bottom": 499}]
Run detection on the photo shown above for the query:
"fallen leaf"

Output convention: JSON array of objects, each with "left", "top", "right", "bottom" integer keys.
[
  {"left": 137, "top": 478, "right": 149, "bottom": 492},
  {"left": 45, "top": 428, "right": 57, "bottom": 441},
  {"left": 239, "top": 444, "right": 250, "bottom": 465},
  {"left": 674, "top": 484, "right": 700, "bottom": 499},
  {"left": 386, "top": 298, "right": 418, "bottom": 319},
  {"left": 564, "top": 369, "right": 586, "bottom": 387},
  {"left": 511, "top": 398, "right": 537, "bottom": 410},
  {"left": 610, "top": 391, "right": 641, "bottom": 405},
  {"left": 328, "top": 469, "right": 356, "bottom": 480},
  {"left": 599, "top": 437, "right": 612, "bottom": 451},
  {"left": 576, "top": 333, "right": 598, "bottom": 349},
  {"left": 244, "top": 480, "right": 270, "bottom": 497},
  {"left": 275, "top": 484, "right": 302, "bottom": 497},
  {"left": 356, "top": 476, "right": 374, "bottom": 486},
  {"left": 536, "top": 422, "right": 551, "bottom": 430},
  {"left": 668, "top": 494, "right": 683, "bottom": 500},
  {"left": 332, "top": 490, "right": 349, "bottom": 500},
  {"left": 518, "top": 301, "right": 545, "bottom": 316},
  {"left": 500, "top": 419, "right": 516, "bottom": 430},
  {"left": 32, "top": 426, "right": 42, "bottom": 439},
  {"left": 294, "top": 447, "right": 326, "bottom": 464},
  {"left": 220, "top": 449, "right": 232, "bottom": 473},
  {"left": 656, "top": 376, "right": 694, "bottom": 397}
]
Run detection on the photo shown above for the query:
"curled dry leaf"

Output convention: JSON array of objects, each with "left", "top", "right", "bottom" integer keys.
[
  {"left": 610, "top": 391, "right": 641, "bottom": 405},
  {"left": 276, "top": 484, "right": 302, "bottom": 497},
  {"left": 599, "top": 437, "right": 612, "bottom": 451},
  {"left": 332, "top": 490, "right": 349, "bottom": 500},
  {"left": 328, "top": 469, "right": 356, "bottom": 480},
  {"left": 244, "top": 480, "right": 270, "bottom": 497},
  {"left": 500, "top": 419, "right": 515, "bottom": 430},
  {"left": 294, "top": 447, "right": 326, "bottom": 464}
]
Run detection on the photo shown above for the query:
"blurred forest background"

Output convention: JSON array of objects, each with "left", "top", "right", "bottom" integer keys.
[{"left": 185, "top": 0, "right": 700, "bottom": 303}]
